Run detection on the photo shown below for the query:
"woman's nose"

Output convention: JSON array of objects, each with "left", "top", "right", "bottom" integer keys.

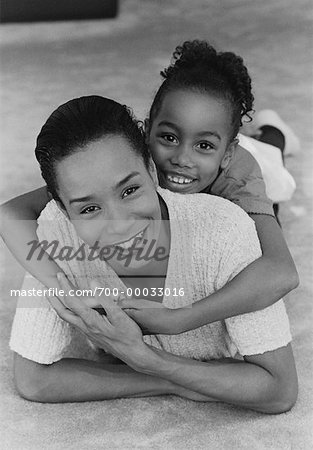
[
  {"left": 170, "top": 145, "right": 194, "bottom": 168},
  {"left": 101, "top": 206, "right": 136, "bottom": 243},
  {"left": 100, "top": 219, "right": 136, "bottom": 245}
]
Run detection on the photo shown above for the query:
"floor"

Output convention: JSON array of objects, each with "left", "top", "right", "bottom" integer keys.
[{"left": 0, "top": 0, "right": 312, "bottom": 448}]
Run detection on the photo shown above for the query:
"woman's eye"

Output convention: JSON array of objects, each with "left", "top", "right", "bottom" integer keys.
[
  {"left": 196, "top": 142, "right": 215, "bottom": 152},
  {"left": 161, "top": 134, "right": 178, "bottom": 144},
  {"left": 81, "top": 206, "right": 100, "bottom": 215},
  {"left": 122, "top": 186, "right": 139, "bottom": 199}
]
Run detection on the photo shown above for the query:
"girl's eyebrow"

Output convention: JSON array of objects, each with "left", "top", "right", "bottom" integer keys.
[
  {"left": 157, "top": 120, "right": 179, "bottom": 130},
  {"left": 197, "top": 130, "right": 221, "bottom": 140}
]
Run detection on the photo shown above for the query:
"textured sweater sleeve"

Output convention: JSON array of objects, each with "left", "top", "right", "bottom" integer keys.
[
  {"left": 214, "top": 204, "right": 292, "bottom": 356},
  {"left": 9, "top": 273, "right": 74, "bottom": 364},
  {"left": 9, "top": 201, "right": 97, "bottom": 364}
]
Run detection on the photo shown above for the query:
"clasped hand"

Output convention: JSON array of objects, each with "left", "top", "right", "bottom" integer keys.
[
  {"left": 49, "top": 273, "right": 146, "bottom": 368},
  {"left": 52, "top": 273, "right": 188, "bottom": 337}
]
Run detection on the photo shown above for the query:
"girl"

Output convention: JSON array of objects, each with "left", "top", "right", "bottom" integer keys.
[
  {"left": 9, "top": 95, "right": 297, "bottom": 412},
  {"left": 1, "top": 41, "right": 299, "bottom": 335},
  {"left": 116, "top": 39, "right": 300, "bottom": 332}
]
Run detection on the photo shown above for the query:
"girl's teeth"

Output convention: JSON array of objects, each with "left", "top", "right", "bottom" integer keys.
[{"left": 167, "top": 175, "right": 194, "bottom": 184}]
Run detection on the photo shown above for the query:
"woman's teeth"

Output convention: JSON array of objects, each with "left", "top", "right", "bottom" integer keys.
[
  {"left": 167, "top": 174, "right": 194, "bottom": 185},
  {"left": 117, "top": 230, "right": 145, "bottom": 250}
]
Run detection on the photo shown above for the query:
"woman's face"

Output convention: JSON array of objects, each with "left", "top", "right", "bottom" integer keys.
[
  {"left": 148, "top": 89, "right": 236, "bottom": 194},
  {"left": 55, "top": 135, "right": 163, "bottom": 272}
]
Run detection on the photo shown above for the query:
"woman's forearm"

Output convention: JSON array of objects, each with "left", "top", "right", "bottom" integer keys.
[
  {"left": 15, "top": 355, "right": 212, "bottom": 403},
  {"left": 135, "top": 345, "right": 296, "bottom": 414}
]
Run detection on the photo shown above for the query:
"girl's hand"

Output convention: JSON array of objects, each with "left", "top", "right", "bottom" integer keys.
[
  {"left": 120, "top": 298, "right": 189, "bottom": 335},
  {"left": 49, "top": 273, "right": 147, "bottom": 369},
  {"left": 54, "top": 274, "right": 100, "bottom": 308}
]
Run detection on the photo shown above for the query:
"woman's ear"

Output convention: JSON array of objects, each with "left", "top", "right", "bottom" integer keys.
[
  {"left": 148, "top": 158, "right": 159, "bottom": 187},
  {"left": 144, "top": 118, "right": 150, "bottom": 145},
  {"left": 220, "top": 138, "right": 239, "bottom": 170}
]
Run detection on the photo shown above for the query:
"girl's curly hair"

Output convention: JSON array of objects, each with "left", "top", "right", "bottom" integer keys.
[{"left": 149, "top": 40, "right": 254, "bottom": 140}]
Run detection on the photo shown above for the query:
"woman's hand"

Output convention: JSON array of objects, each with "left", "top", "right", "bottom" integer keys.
[
  {"left": 120, "top": 298, "right": 190, "bottom": 335},
  {"left": 49, "top": 273, "right": 148, "bottom": 369}
]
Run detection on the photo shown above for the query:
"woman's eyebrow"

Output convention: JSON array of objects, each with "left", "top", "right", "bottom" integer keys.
[
  {"left": 114, "top": 172, "right": 141, "bottom": 190},
  {"left": 68, "top": 173, "right": 141, "bottom": 205},
  {"left": 69, "top": 195, "right": 94, "bottom": 205}
]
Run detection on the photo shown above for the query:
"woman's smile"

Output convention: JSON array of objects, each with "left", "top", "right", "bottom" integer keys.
[{"left": 112, "top": 226, "right": 147, "bottom": 250}]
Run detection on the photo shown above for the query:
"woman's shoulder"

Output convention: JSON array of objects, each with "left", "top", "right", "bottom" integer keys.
[
  {"left": 38, "top": 199, "right": 64, "bottom": 222},
  {"left": 158, "top": 187, "right": 252, "bottom": 226},
  {"left": 37, "top": 199, "right": 78, "bottom": 244}
]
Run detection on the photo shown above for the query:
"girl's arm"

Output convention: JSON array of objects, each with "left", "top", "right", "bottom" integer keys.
[
  {"left": 121, "top": 214, "right": 299, "bottom": 334},
  {"left": 177, "top": 213, "right": 299, "bottom": 329},
  {"left": 0, "top": 187, "right": 64, "bottom": 289}
]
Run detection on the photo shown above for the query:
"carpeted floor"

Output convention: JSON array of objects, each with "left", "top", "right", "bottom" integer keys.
[{"left": 1, "top": 0, "right": 312, "bottom": 448}]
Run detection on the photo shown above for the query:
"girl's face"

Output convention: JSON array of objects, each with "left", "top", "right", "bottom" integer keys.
[
  {"left": 147, "top": 89, "right": 237, "bottom": 194},
  {"left": 55, "top": 135, "right": 164, "bottom": 272}
]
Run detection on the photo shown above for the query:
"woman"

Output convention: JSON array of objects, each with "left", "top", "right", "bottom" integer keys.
[{"left": 10, "top": 95, "right": 297, "bottom": 412}]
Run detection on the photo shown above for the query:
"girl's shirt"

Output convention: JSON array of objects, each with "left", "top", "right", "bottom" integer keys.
[
  {"left": 9, "top": 188, "right": 291, "bottom": 364},
  {"left": 207, "top": 137, "right": 296, "bottom": 214}
]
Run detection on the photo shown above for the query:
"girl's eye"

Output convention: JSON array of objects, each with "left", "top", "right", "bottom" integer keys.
[
  {"left": 81, "top": 205, "right": 100, "bottom": 215},
  {"left": 122, "top": 186, "right": 139, "bottom": 199},
  {"left": 196, "top": 142, "right": 215, "bottom": 152},
  {"left": 161, "top": 134, "right": 178, "bottom": 144}
]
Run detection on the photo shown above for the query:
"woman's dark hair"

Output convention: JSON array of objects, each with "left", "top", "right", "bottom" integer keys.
[
  {"left": 35, "top": 95, "right": 150, "bottom": 201},
  {"left": 149, "top": 40, "right": 254, "bottom": 140}
]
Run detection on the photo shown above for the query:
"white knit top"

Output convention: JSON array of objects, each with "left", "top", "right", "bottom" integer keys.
[{"left": 10, "top": 188, "right": 292, "bottom": 364}]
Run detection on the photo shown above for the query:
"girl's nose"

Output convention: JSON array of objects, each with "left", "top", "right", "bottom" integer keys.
[{"left": 170, "top": 145, "right": 194, "bottom": 168}]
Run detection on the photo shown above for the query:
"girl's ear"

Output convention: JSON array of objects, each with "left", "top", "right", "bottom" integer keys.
[
  {"left": 144, "top": 118, "right": 150, "bottom": 145},
  {"left": 220, "top": 138, "right": 239, "bottom": 170},
  {"left": 148, "top": 158, "right": 159, "bottom": 187}
]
